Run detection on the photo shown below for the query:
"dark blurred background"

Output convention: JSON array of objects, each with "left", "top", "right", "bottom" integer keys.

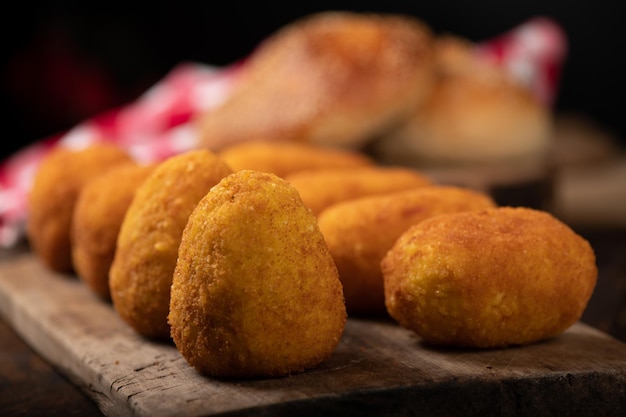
[{"left": 1, "top": 1, "right": 625, "bottom": 161}]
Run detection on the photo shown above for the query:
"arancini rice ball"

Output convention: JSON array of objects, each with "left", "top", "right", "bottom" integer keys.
[
  {"left": 285, "top": 166, "right": 432, "bottom": 216},
  {"left": 318, "top": 185, "right": 496, "bottom": 315},
  {"left": 218, "top": 139, "right": 374, "bottom": 177},
  {"left": 109, "top": 150, "right": 233, "bottom": 339},
  {"left": 27, "top": 143, "right": 134, "bottom": 272},
  {"left": 382, "top": 207, "right": 597, "bottom": 348},
  {"left": 71, "top": 162, "right": 156, "bottom": 300},
  {"left": 169, "top": 170, "right": 346, "bottom": 378}
]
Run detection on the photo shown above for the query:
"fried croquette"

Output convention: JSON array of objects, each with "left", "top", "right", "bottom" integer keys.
[
  {"left": 218, "top": 140, "right": 374, "bottom": 177},
  {"left": 27, "top": 143, "right": 134, "bottom": 272},
  {"left": 382, "top": 207, "right": 598, "bottom": 348},
  {"left": 285, "top": 166, "right": 432, "bottom": 216},
  {"left": 318, "top": 186, "right": 496, "bottom": 316},
  {"left": 109, "top": 150, "right": 233, "bottom": 339},
  {"left": 71, "top": 163, "right": 156, "bottom": 300},
  {"left": 169, "top": 170, "right": 346, "bottom": 378}
]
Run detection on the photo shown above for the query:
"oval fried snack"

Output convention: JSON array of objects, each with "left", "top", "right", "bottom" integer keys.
[
  {"left": 109, "top": 150, "right": 233, "bottom": 339},
  {"left": 318, "top": 186, "right": 496, "bottom": 316},
  {"left": 27, "top": 143, "right": 134, "bottom": 272},
  {"left": 71, "top": 163, "right": 156, "bottom": 300},
  {"left": 169, "top": 170, "right": 346, "bottom": 378},
  {"left": 218, "top": 140, "right": 374, "bottom": 177},
  {"left": 285, "top": 166, "right": 432, "bottom": 216},
  {"left": 382, "top": 207, "right": 598, "bottom": 348}
]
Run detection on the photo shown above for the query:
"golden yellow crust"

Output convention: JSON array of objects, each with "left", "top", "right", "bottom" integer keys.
[
  {"left": 71, "top": 163, "right": 156, "bottom": 300},
  {"left": 218, "top": 139, "right": 374, "bottom": 177},
  {"left": 318, "top": 186, "right": 496, "bottom": 316},
  {"left": 26, "top": 143, "right": 134, "bottom": 272},
  {"left": 109, "top": 150, "right": 233, "bottom": 339},
  {"left": 382, "top": 207, "right": 598, "bottom": 348},
  {"left": 285, "top": 166, "right": 432, "bottom": 216},
  {"left": 196, "top": 11, "right": 435, "bottom": 151},
  {"left": 169, "top": 170, "right": 346, "bottom": 378}
]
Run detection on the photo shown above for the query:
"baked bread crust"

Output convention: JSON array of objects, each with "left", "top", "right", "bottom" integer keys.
[
  {"left": 374, "top": 36, "right": 552, "bottom": 164},
  {"left": 196, "top": 11, "right": 436, "bottom": 151}
]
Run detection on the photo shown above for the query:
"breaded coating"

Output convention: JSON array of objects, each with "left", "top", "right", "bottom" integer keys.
[
  {"left": 318, "top": 186, "right": 496, "bottom": 316},
  {"left": 285, "top": 166, "right": 432, "bottom": 216},
  {"left": 382, "top": 207, "right": 598, "bottom": 348},
  {"left": 26, "top": 143, "right": 134, "bottom": 272},
  {"left": 218, "top": 140, "right": 374, "bottom": 177},
  {"left": 109, "top": 150, "right": 233, "bottom": 339},
  {"left": 71, "top": 163, "right": 156, "bottom": 300},
  {"left": 169, "top": 170, "right": 346, "bottom": 378}
]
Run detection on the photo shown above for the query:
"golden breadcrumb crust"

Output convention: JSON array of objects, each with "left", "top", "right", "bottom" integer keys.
[
  {"left": 71, "top": 163, "right": 155, "bottom": 300},
  {"left": 382, "top": 207, "right": 597, "bottom": 348},
  {"left": 109, "top": 150, "right": 232, "bottom": 339},
  {"left": 319, "top": 185, "right": 496, "bottom": 315},
  {"left": 27, "top": 143, "right": 133, "bottom": 272},
  {"left": 285, "top": 166, "right": 432, "bottom": 216},
  {"left": 169, "top": 170, "right": 346, "bottom": 378}
]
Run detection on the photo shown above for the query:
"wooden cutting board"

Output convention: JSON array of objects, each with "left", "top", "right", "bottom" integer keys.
[{"left": 1, "top": 252, "right": 625, "bottom": 417}]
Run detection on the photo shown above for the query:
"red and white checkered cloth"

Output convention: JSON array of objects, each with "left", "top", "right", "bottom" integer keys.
[
  {"left": 0, "top": 17, "right": 567, "bottom": 247},
  {"left": 475, "top": 16, "right": 567, "bottom": 106},
  {"left": 0, "top": 62, "right": 241, "bottom": 246}
]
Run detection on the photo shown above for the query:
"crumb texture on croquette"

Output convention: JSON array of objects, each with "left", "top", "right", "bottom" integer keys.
[
  {"left": 382, "top": 207, "right": 597, "bottom": 348},
  {"left": 318, "top": 185, "right": 496, "bottom": 316},
  {"left": 169, "top": 170, "right": 346, "bottom": 378},
  {"left": 285, "top": 166, "right": 432, "bottom": 216},
  {"left": 71, "top": 163, "right": 155, "bottom": 300},
  {"left": 27, "top": 143, "right": 134, "bottom": 273},
  {"left": 109, "top": 150, "right": 233, "bottom": 340},
  {"left": 218, "top": 139, "right": 374, "bottom": 177}
]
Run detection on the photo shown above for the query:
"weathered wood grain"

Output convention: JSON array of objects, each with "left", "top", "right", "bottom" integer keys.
[{"left": 1, "top": 253, "right": 625, "bottom": 417}]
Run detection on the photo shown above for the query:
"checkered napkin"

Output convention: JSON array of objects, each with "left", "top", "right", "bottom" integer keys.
[{"left": 0, "top": 17, "right": 567, "bottom": 247}]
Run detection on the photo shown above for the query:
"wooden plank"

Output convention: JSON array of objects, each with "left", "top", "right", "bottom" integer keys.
[
  {"left": 1, "top": 252, "right": 626, "bottom": 417},
  {"left": 0, "top": 319, "right": 104, "bottom": 417}
]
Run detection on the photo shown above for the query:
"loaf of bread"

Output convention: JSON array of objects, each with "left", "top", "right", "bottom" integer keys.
[
  {"left": 196, "top": 11, "right": 436, "bottom": 151},
  {"left": 372, "top": 36, "right": 553, "bottom": 165}
]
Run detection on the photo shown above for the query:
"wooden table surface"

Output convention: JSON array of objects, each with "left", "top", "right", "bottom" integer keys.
[
  {"left": 1, "top": 225, "right": 625, "bottom": 417},
  {"left": 0, "top": 246, "right": 103, "bottom": 417}
]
